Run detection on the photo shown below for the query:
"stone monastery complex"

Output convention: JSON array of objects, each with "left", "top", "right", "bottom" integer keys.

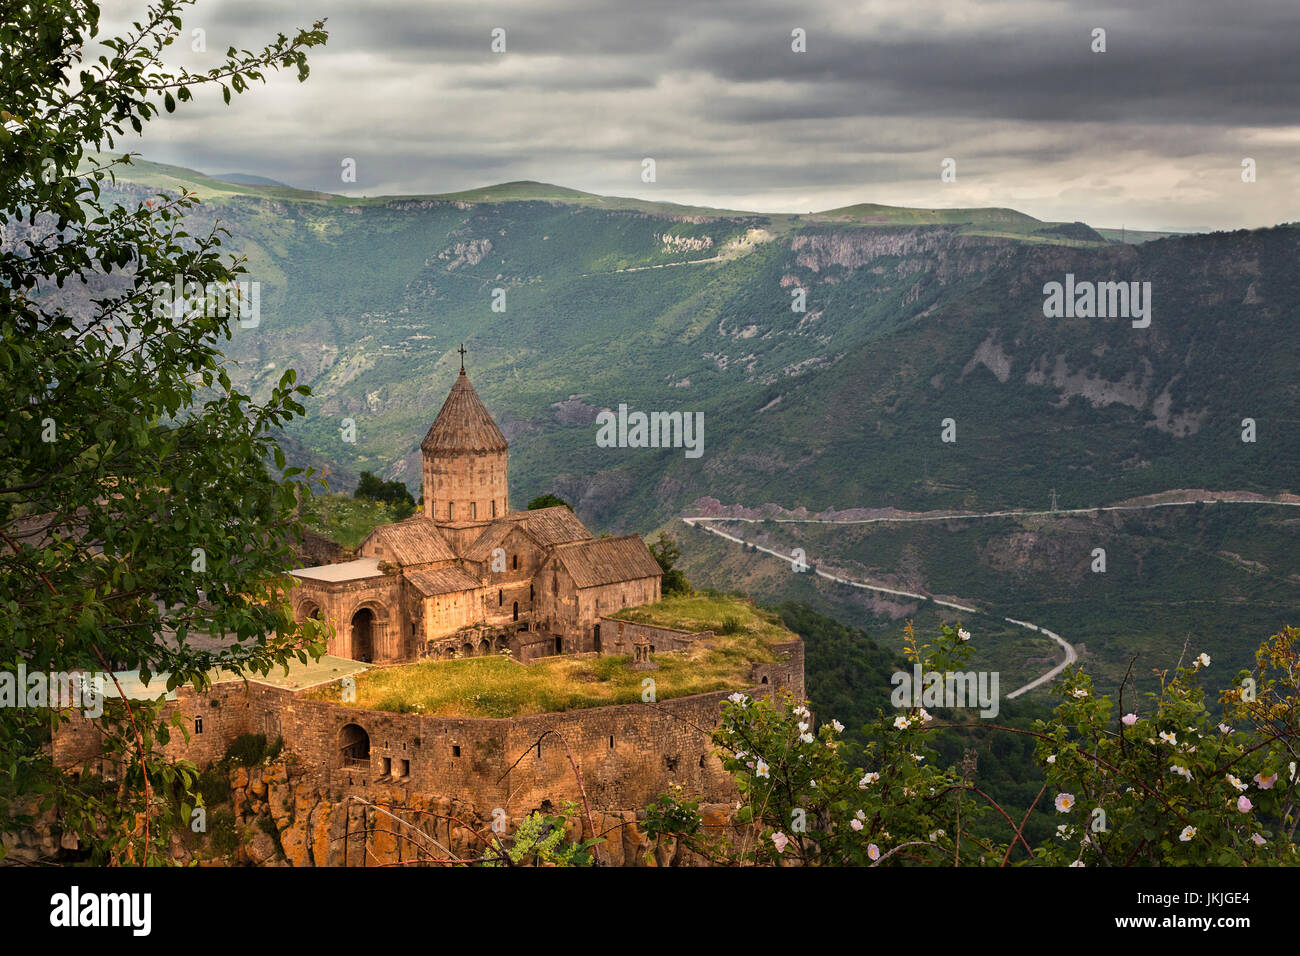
[
  {"left": 47, "top": 362, "right": 805, "bottom": 865},
  {"left": 290, "top": 361, "right": 663, "bottom": 665}
]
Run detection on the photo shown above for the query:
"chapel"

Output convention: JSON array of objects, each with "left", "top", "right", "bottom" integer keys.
[{"left": 289, "top": 359, "right": 663, "bottom": 663}]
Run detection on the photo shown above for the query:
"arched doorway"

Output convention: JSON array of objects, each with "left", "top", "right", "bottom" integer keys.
[
  {"left": 339, "top": 723, "right": 370, "bottom": 768},
  {"left": 593, "top": 623, "right": 601, "bottom": 653},
  {"left": 462, "top": 641, "right": 474, "bottom": 657},
  {"left": 351, "top": 608, "right": 375, "bottom": 662},
  {"left": 479, "top": 638, "right": 492, "bottom": 656}
]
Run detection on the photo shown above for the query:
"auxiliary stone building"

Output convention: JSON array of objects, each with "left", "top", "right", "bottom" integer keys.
[{"left": 290, "top": 363, "right": 663, "bottom": 664}]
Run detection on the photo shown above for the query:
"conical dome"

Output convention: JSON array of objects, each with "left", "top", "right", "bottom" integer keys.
[{"left": 421, "top": 370, "right": 508, "bottom": 453}]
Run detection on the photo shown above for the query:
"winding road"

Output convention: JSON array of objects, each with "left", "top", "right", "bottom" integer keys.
[{"left": 683, "top": 496, "right": 1298, "bottom": 699}]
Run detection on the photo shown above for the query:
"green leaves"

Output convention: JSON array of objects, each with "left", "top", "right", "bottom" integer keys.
[{"left": 0, "top": 0, "right": 328, "bottom": 865}]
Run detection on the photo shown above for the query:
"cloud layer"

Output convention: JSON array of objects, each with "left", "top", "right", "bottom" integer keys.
[{"left": 100, "top": 0, "right": 1300, "bottom": 231}]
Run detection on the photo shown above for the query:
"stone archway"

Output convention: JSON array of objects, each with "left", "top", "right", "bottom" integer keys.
[
  {"left": 338, "top": 723, "right": 370, "bottom": 768},
  {"left": 346, "top": 600, "right": 394, "bottom": 663},
  {"left": 351, "top": 608, "right": 375, "bottom": 662},
  {"left": 293, "top": 599, "right": 325, "bottom": 648}
]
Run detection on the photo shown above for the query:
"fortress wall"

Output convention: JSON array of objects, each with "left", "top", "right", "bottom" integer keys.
[
  {"left": 598, "top": 617, "right": 709, "bottom": 654},
  {"left": 51, "top": 679, "right": 267, "bottom": 773},
  {"left": 50, "top": 640, "right": 806, "bottom": 823}
]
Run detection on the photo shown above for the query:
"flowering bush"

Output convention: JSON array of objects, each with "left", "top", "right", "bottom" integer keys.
[{"left": 647, "top": 624, "right": 1300, "bottom": 866}]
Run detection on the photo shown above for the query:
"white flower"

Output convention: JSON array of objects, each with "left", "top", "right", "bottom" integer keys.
[
  {"left": 1047, "top": 754, "right": 1057, "bottom": 764},
  {"left": 1254, "top": 772, "right": 1278, "bottom": 790},
  {"left": 1179, "top": 825, "right": 1196, "bottom": 842},
  {"left": 800, "top": 732, "right": 814, "bottom": 743},
  {"left": 867, "top": 843, "right": 880, "bottom": 861},
  {"left": 728, "top": 692, "right": 747, "bottom": 705},
  {"left": 831, "top": 719, "right": 844, "bottom": 733},
  {"left": 1197, "top": 652, "right": 1211, "bottom": 668},
  {"left": 1170, "top": 765, "right": 1193, "bottom": 782},
  {"left": 1121, "top": 713, "right": 1138, "bottom": 726},
  {"left": 893, "top": 716, "right": 911, "bottom": 730},
  {"left": 911, "top": 753, "right": 925, "bottom": 762},
  {"left": 755, "top": 759, "right": 770, "bottom": 779},
  {"left": 1054, "top": 793, "right": 1075, "bottom": 812},
  {"left": 1069, "top": 860, "right": 1085, "bottom": 867},
  {"left": 1219, "top": 723, "right": 1233, "bottom": 734},
  {"left": 793, "top": 705, "right": 810, "bottom": 718},
  {"left": 918, "top": 708, "right": 933, "bottom": 723},
  {"left": 850, "top": 818, "right": 863, "bottom": 832},
  {"left": 859, "top": 772, "right": 880, "bottom": 788},
  {"left": 855, "top": 809, "right": 866, "bottom": 821},
  {"left": 1251, "top": 833, "right": 1266, "bottom": 846},
  {"left": 958, "top": 628, "right": 971, "bottom": 642},
  {"left": 797, "top": 721, "right": 809, "bottom": 733},
  {"left": 928, "top": 829, "right": 945, "bottom": 841},
  {"left": 1227, "top": 774, "right": 1247, "bottom": 792},
  {"left": 1071, "top": 688, "right": 1088, "bottom": 698},
  {"left": 771, "top": 831, "right": 788, "bottom": 853},
  {"left": 1159, "top": 731, "right": 1178, "bottom": 746}
]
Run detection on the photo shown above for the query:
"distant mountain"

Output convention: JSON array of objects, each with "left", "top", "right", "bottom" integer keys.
[
  {"left": 212, "top": 172, "right": 293, "bottom": 188},
  {"left": 81, "top": 158, "right": 1296, "bottom": 536}
]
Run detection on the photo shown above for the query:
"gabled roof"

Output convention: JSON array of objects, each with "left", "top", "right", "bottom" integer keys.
[
  {"left": 503, "top": 506, "right": 592, "bottom": 547},
  {"left": 406, "top": 565, "right": 483, "bottom": 597},
  {"left": 421, "top": 370, "right": 508, "bottom": 453},
  {"left": 548, "top": 535, "right": 663, "bottom": 589},
  {"left": 463, "top": 520, "right": 536, "bottom": 563},
  {"left": 360, "top": 516, "right": 457, "bottom": 566},
  {"left": 462, "top": 506, "right": 593, "bottom": 563}
]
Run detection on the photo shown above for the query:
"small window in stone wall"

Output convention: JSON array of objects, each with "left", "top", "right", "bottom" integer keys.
[
  {"left": 398, "top": 759, "right": 410, "bottom": 778},
  {"left": 453, "top": 745, "right": 461, "bottom": 757},
  {"left": 381, "top": 756, "right": 392, "bottom": 776},
  {"left": 194, "top": 717, "right": 203, "bottom": 735},
  {"left": 608, "top": 736, "right": 614, "bottom": 749},
  {"left": 512, "top": 554, "right": 518, "bottom": 570}
]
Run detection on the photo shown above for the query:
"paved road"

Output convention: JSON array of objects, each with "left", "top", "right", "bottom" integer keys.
[
  {"left": 683, "top": 497, "right": 1297, "bottom": 696},
  {"left": 683, "top": 516, "right": 1074, "bottom": 698}
]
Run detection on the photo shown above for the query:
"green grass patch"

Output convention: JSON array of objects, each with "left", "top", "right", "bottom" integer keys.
[{"left": 308, "top": 595, "right": 791, "bottom": 717}]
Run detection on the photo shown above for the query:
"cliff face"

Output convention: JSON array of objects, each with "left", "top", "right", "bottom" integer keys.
[
  {"left": 48, "top": 164, "right": 1300, "bottom": 530},
  {"left": 211, "top": 761, "right": 739, "bottom": 866},
  {"left": 3, "top": 758, "right": 743, "bottom": 866}
]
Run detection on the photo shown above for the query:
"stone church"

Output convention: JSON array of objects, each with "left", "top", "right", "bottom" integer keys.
[{"left": 290, "top": 362, "right": 663, "bottom": 664}]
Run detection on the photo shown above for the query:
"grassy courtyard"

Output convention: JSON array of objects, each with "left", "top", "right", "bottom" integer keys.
[{"left": 307, "top": 593, "right": 792, "bottom": 718}]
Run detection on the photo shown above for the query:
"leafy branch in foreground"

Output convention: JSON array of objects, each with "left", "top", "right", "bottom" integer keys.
[{"left": 0, "top": 0, "right": 327, "bottom": 863}]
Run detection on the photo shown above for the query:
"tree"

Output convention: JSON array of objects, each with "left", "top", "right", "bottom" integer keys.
[
  {"left": 649, "top": 532, "right": 691, "bottom": 595},
  {"left": 527, "top": 494, "right": 572, "bottom": 511},
  {"left": 0, "top": 0, "right": 328, "bottom": 864},
  {"left": 354, "top": 471, "right": 415, "bottom": 518}
]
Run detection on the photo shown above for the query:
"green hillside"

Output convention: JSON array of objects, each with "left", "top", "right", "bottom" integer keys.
[{"left": 64, "top": 157, "right": 1299, "bottom": 698}]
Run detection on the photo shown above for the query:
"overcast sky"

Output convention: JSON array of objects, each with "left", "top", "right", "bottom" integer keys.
[{"left": 98, "top": 0, "right": 1300, "bottom": 232}]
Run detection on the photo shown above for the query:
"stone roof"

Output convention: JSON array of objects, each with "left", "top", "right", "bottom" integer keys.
[
  {"left": 463, "top": 506, "right": 593, "bottom": 563},
  {"left": 421, "top": 370, "right": 508, "bottom": 453},
  {"left": 549, "top": 535, "right": 663, "bottom": 589},
  {"left": 405, "top": 565, "right": 483, "bottom": 597},
  {"left": 360, "top": 516, "right": 457, "bottom": 565}
]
